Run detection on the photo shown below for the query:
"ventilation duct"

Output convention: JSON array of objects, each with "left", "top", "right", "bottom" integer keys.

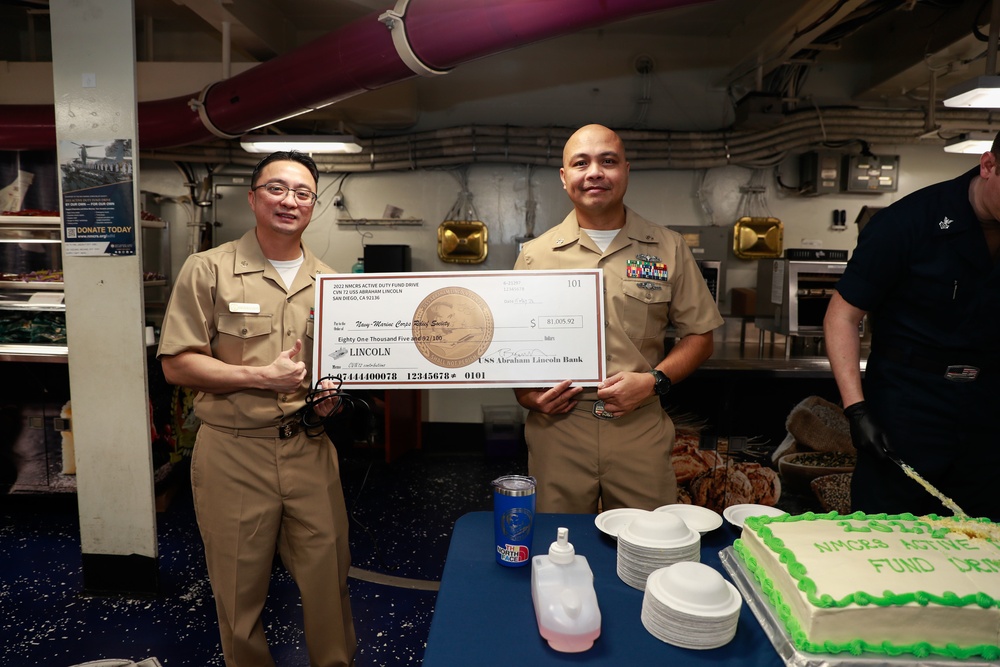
[{"left": 0, "top": 0, "right": 715, "bottom": 151}]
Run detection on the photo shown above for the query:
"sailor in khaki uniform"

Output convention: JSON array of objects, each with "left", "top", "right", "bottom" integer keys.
[
  {"left": 514, "top": 125, "right": 723, "bottom": 513},
  {"left": 158, "top": 152, "right": 356, "bottom": 667}
]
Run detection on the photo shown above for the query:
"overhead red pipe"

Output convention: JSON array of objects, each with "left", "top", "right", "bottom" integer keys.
[{"left": 0, "top": 0, "right": 714, "bottom": 151}]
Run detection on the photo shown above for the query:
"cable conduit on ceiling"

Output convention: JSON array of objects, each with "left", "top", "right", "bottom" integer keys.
[{"left": 141, "top": 106, "right": 999, "bottom": 171}]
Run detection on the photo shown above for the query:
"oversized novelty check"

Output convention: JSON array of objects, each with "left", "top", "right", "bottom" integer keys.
[{"left": 313, "top": 270, "right": 606, "bottom": 389}]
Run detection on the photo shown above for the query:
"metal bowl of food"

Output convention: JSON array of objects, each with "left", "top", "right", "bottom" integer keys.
[
  {"left": 810, "top": 472, "right": 853, "bottom": 515},
  {"left": 778, "top": 451, "right": 855, "bottom": 495}
]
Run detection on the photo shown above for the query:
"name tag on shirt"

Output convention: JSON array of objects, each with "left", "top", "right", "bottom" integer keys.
[{"left": 229, "top": 302, "right": 261, "bottom": 314}]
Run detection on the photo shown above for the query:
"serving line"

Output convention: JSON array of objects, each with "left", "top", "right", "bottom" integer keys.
[{"left": 695, "top": 343, "right": 869, "bottom": 379}]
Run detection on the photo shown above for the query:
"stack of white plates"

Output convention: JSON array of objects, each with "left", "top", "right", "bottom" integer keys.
[
  {"left": 616, "top": 513, "right": 700, "bottom": 590},
  {"left": 641, "top": 561, "right": 742, "bottom": 649}
]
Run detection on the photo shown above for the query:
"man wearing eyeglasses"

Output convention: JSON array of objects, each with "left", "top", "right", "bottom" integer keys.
[{"left": 158, "top": 151, "right": 356, "bottom": 667}]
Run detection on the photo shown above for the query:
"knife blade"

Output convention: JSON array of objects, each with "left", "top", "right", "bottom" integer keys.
[{"left": 883, "top": 450, "right": 969, "bottom": 519}]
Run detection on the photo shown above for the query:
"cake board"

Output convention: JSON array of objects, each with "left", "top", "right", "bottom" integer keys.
[{"left": 719, "top": 547, "right": 1000, "bottom": 667}]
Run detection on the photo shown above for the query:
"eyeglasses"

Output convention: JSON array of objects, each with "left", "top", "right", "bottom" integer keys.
[{"left": 252, "top": 182, "right": 318, "bottom": 206}]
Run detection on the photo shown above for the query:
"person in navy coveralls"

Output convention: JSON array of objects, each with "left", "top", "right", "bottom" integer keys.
[{"left": 825, "top": 136, "right": 1000, "bottom": 520}]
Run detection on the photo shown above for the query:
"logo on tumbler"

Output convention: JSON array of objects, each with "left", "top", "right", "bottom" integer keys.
[
  {"left": 497, "top": 543, "right": 530, "bottom": 564},
  {"left": 502, "top": 507, "right": 533, "bottom": 540}
]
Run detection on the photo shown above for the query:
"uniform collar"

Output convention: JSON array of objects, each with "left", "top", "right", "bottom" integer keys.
[
  {"left": 234, "top": 230, "right": 270, "bottom": 275},
  {"left": 934, "top": 166, "right": 980, "bottom": 236},
  {"left": 233, "top": 229, "right": 320, "bottom": 292},
  {"left": 938, "top": 167, "right": 994, "bottom": 269},
  {"left": 546, "top": 207, "right": 659, "bottom": 254}
]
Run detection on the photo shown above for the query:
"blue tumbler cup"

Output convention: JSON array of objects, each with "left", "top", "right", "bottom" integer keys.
[{"left": 492, "top": 475, "right": 536, "bottom": 567}]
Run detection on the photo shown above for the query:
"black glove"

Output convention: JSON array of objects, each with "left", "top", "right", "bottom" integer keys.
[{"left": 843, "top": 401, "right": 895, "bottom": 461}]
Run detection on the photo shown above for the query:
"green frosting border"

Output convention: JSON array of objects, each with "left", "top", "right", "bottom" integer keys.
[{"left": 734, "top": 510, "right": 1000, "bottom": 660}]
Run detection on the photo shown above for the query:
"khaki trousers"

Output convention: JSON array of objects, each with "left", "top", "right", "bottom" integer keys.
[
  {"left": 191, "top": 425, "right": 356, "bottom": 667},
  {"left": 525, "top": 397, "right": 677, "bottom": 513}
]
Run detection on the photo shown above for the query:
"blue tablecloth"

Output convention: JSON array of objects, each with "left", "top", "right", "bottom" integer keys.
[{"left": 422, "top": 511, "right": 783, "bottom": 666}]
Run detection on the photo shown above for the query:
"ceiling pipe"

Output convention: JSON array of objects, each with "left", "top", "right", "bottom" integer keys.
[{"left": 0, "top": 0, "right": 713, "bottom": 151}]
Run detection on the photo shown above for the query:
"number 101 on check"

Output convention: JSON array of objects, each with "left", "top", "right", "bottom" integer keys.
[{"left": 532, "top": 315, "right": 583, "bottom": 328}]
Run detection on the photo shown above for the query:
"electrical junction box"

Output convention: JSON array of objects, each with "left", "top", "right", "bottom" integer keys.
[
  {"left": 842, "top": 154, "right": 899, "bottom": 193},
  {"left": 798, "top": 151, "right": 841, "bottom": 195}
]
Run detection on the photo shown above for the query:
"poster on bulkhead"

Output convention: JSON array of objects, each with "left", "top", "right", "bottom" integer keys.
[{"left": 58, "top": 138, "right": 136, "bottom": 257}]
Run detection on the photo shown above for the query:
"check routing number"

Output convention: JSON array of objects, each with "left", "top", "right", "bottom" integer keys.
[{"left": 313, "top": 270, "right": 606, "bottom": 389}]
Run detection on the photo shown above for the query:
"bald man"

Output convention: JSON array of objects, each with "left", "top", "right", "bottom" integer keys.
[{"left": 513, "top": 124, "right": 724, "bottom": 513}]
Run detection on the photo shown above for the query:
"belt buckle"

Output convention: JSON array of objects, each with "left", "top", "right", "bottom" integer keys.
[
  {"left": 592, "top": 400, "right": 616, "bottom": 420},
  {"left": 278, "top": 421, "right": 298, "bottom": 439},
  {"left": 944, "top": 365, "right": 979, "bottom": 382}
]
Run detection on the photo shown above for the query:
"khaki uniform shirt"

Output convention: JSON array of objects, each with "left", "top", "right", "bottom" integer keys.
[
  {"left": 514, "top": 207, "right": 723, "bottom": 375},
  {"left": 157, "top": 229, "right": 331, "bottom": 429}
]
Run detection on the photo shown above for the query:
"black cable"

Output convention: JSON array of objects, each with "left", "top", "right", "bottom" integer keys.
[
  {"left": 973, "top": 0, "right": 993, "bottom": 42},
  {"left": 298, "top": 375, "right": 374, "bottom": 438}
]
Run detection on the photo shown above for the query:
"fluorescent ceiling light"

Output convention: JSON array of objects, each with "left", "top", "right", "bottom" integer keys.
[
  {"left": 943, "top": 132, "right": 995, "bottom": 154},
  {"left": 943, "top": 75, "right": 1000, "bottom": 108},
  {"left": 239, "top": 134, "right": 363, "bottom": 154}
]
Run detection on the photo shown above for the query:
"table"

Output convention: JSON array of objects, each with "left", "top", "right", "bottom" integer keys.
[{"left": 423, "top": 511, "right": 783, "bottom": 667}]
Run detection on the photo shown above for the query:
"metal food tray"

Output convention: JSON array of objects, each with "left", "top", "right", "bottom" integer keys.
[
  {"left": 719, "top": 547, "right": 999, "bottom": 667},
  {"left": 0, "top": 280, "right": 65, "bottom": 290}
]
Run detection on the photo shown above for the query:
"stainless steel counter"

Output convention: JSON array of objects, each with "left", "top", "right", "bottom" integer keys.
[
  {"left": 0, "top": 343, "right": 69, "bottom": 364},
  {"left": 696, "top": 342, "right": 868, "bottom": 378},
  {"left": 0, "top": 342, "right": 157, "bottom": 364}
]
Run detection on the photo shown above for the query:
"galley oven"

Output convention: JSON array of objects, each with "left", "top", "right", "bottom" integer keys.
[{"left": 754, "top": 258, "right": 846, "bottom": 336}]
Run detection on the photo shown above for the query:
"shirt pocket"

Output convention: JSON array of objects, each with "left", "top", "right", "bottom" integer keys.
[
  {"left": 907, "top": 273, "right": 961, "bottom": 325},
  {"left": 621, "top": 280, "right": 672, "bottom": 340},
  {"left": 216, "top": 313, "right": 273, "bottom": 365}
]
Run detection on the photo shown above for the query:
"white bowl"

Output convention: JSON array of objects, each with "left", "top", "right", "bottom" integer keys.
[
  {"left": 722, "top": 503, "right": 786, "bottom": 529},
  {"left": 594, "top": 508, "right": 648, "bottom": 539},
  {"left": 619, "top": 512, "right": 698, "bottom": 548},
  {"left": 646, "top": 562, "right": 742, "bottom": 616},
  {"left": 654, "top": 504, "right": 723, "bottom": 534}
]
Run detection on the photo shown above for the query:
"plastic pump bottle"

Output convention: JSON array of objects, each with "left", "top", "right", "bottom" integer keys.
[
  {"left": 351, "top": 257, "right": 364, "bottom": 273},
  {"left": 530, "top": 527, "right": 601, "bottom": 652}
]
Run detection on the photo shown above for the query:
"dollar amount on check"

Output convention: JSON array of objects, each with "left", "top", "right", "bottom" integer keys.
[{"left": 313, "top": 270, "right": 606, "bottom": 389}]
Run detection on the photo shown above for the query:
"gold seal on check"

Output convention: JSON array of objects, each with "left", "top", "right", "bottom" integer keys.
[{"left": 412, "top": 286, "right": 494, "bottom": 368}]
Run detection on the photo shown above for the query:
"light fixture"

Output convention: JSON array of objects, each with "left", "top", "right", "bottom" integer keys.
[
  {"left": 943, "top": 132, "right": 995, "bottom": 154},
  {"left": 239, "top": 134, "right": 363, "bottom": 154},
  {"left": 942, "top": 76, "right": 1000, "bottom": 108},
  {"left": 944, "top": 0, "right": 1000, "bottom": 107}
]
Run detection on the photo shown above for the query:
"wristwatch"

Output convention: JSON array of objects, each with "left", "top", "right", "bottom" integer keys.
[{"left": 648, "top": 369, "right": 672, "bottom": 396}]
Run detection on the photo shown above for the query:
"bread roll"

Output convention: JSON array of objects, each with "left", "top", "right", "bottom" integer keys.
[
  {"left": 736, "top": 462, "right": 781, "bottom": 506},
  {"left": 689, "top": 467, "right": 753, "bottom": 513}
]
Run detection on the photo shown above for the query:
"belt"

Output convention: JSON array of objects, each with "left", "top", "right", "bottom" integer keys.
[
  {"left": 204, "top": 419, "right": 303, "bottom": 439},
  {"left": 573, "top": 394, "right": 660, "bottom": 419},
  {"left": 575, "top": 392, "right": 659, "bottom": 406},
  {"left": 877, "top": 347, "right": 990, "bottom": 382}
]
